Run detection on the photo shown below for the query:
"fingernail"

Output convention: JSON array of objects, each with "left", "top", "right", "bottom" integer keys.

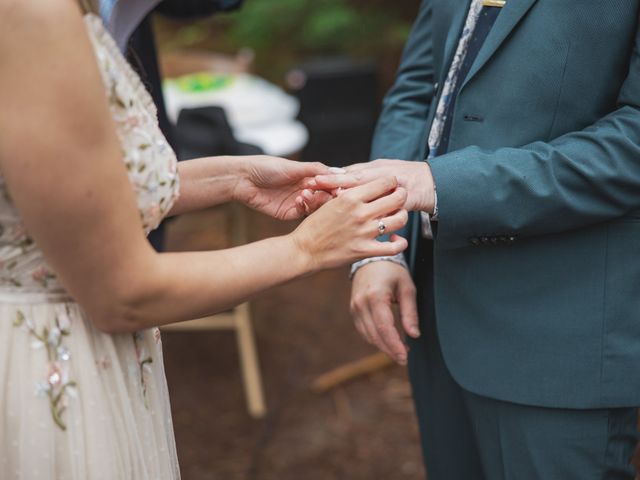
[
  {"left": 329, "top": 167, "right": 346, "bottom": 174},
  {"left": 412, "top": 328, "right": 421, "bottom": 338}
]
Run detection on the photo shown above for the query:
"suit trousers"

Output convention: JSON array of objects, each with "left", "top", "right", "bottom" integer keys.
[{"left": 408, "top": 236, "right": 639, "bottom": 480}]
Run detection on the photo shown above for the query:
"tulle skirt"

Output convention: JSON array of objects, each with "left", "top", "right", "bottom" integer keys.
[{"left": 0, "top": 291, "right": 180, "bottom": 479}]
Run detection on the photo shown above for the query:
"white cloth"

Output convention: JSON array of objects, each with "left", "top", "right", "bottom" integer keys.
[
  {"left": 100, "top": 0, "right": 162, "bottom": 51},
  {"left": 0, "top": 15, "right": 181, "bottom": 480}
]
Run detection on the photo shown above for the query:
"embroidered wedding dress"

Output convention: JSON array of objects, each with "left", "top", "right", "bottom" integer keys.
[{"left": 0, "top": 14, "right": 181, "bottom": 479}]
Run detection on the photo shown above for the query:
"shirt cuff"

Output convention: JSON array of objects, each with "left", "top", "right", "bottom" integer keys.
[
  {"left": 350, "top": 254, "right": 409, "bottom": 279},
  {"left": 432, "top": 189, "right": 439, "bottom": 220},
  {"left": 420, "top": 189, "right": 438, "bottom": 239}
]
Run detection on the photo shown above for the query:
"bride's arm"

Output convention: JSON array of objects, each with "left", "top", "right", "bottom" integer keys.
[
  {"left": 167, "top": 155, "right": 331, "bottom": 219},
  {"left": 167, "top": 156, "right": 241, "bottom": 216},
  {"left": 0, "top": 0, "right": 408, "bottom": 334}
]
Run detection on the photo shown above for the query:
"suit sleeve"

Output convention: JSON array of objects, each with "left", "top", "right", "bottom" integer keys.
[
  {"left": 429, "top": 19, "right": 640, "bottom": 249},
  {"left": 370, "top": 0, "right": 436, "bottom": 163}
]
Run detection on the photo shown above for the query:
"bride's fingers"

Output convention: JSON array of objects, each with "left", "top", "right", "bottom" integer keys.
[
  {"left": 301, "top": 189, "right": 315, "bottom": 204},
  {"left": 365, "top": 235, "right": 408, "bottom": 258},
  {"left": 373, "top": 210, "right": 409, "bottom": 237},
  {"left": 365, "top": 188, "right": 407, "bottom": 218},
  {"left": 295, "top": 197, "right": 308, "bottom": 217},
  {"left": 304, "top": 190, "right": 333, "bottom": 213},
  {"left": 344, "top": 176, "right": 399, "bottom": 204},
  {"left": 302, "top": 186, "right": 341, "bottom": 198}
]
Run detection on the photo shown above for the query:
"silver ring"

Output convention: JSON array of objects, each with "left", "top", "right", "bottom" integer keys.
[{"left": 378, "top": 220, "right": 386, "bottom": 236}]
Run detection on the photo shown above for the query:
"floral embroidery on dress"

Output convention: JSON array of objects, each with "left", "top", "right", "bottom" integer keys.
[
  {"left": 87, "top": 14, "right": 180, "bottom": 235},
  {"left": 31, "top": 266, "right": 57, "bottom": 288},
  {"left": 13, "top": 306, "right": 77, "bottom": 431}
]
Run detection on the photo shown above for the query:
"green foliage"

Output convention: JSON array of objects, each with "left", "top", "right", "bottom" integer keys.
[
  {"left": 155, "top": 0, "right": 415, "bottom": 82},
  {"left": 225, "top": 0, "right": 411, "bottom": 55}
]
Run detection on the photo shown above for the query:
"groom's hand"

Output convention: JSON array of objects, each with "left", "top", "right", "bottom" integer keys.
[
  {"left": 351, "top": 261, "right": 420, "bottom": 365},
  {"left": 310, "top": 159, "right": 436, "bottom": 213}
]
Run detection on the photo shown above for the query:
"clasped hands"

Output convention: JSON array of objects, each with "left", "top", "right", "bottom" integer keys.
[
  {"left": 233, "top": 156, "right": 436, "bottom": 221},
  {"left": 234, "top": 156, "right": 435, "bottom": 366},
  {"left": 302, "top": 159, "right": 434, "bottom": 366},
  {"left": 299, "top": 158, "right": 437, "bottom": 216}
]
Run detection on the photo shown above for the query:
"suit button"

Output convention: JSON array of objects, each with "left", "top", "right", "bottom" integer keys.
[
  {"left": 470, "top": 237, "right": 481, "bottom": 246},
  {"left": 434, "top": 82, "right": 440, "bottom": 92},
  {"left": 481, "top": 236, "right": 490, "bottom": 245},
  {"left": 463, "top": 114, "right": 484, "bottom": 122},
  {"left": 509, "top": 236, "right": 517, "bottom": 243}
]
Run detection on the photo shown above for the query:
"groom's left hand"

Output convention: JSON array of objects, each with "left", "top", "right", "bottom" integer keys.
[
  {"left": 309, "top": 159, "right": 436, "bottom": 213},
  {"left": 233, "top": 156, "right": 334, "bottom": 220}
]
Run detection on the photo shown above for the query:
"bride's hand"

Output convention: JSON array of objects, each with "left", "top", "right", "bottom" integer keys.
[
  {"left": 290, "top": 176, "right": 409, "bottom": 271},
  {"left": 233, "top": 155, "right": 336, "bottom": 220}
]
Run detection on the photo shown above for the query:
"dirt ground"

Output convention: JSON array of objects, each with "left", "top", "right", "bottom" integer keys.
[
  {"left": 163, "top": 205, "right": 640, "bottom": 480},
  {"left": 163, "top": 206, "right": 424, "bottom": 480}
]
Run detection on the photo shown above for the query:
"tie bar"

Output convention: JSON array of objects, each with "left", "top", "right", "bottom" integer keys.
[{"left": 483, "top": 0, "right": 506, "bottom": 7}]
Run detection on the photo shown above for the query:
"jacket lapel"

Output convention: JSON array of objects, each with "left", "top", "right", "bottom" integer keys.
[{"left": 461, "top": 0, "right": 539, "bottom": 89}]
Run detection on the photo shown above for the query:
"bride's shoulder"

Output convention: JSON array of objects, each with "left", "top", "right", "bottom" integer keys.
[
  {"left": 0, "top": 0, "right": 81, "bottom": 15},
  {"left": 0, "top": 0, "right": 85, "bottom": 40}
]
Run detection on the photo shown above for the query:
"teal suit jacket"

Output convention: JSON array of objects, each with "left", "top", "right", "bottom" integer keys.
[{"left": 372, "top": 0, "right": 640, "bottom": 408}]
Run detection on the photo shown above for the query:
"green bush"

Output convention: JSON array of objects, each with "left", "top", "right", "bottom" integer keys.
[
  {"left": 157, "top": 0, "right": 414, "bottom": 81},
  {"left": 226, "top": 0, "right": 412, "bottom": 56}
]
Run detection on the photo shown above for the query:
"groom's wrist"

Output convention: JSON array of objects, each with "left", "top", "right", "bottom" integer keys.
[{"left": 412, "top": 162, "right": 436, "bottom": 213}]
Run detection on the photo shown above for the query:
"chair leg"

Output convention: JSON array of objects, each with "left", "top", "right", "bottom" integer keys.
[{"left": 235, "top": 303, "right": 267, "bottom": 418}]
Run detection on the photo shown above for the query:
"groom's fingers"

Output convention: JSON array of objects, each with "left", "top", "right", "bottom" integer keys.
[
  {"left": 360, "top": 304, "right": 388, "bottom": 354},
  {"left": 343, "top": 162, "right": 368, "bottom": 172},
  {"left": 310, "top": 173, "right": 362, "bottom": 190},
  {"left": 351, "top": 294, "right": 390, "bottom": 355},
  {"left": 292, "top": 161, "right": 332, "bottom": 177},
  {"left": 369, "top": 301, "right": 408, "bottom": 364},
  {"left": 397, "top": 280, "right": 420, "bottom": 339}
]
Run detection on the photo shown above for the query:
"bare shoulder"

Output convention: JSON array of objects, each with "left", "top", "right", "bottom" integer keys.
[
  {"left": 0, "top": 0, "right": 81, "bottom": 19},
  {"left": 0, "top": 0, "right": 114, "bottom": 160},
  {"left": 0, "top": 0, "right": 96, "bottom": 97},
  {"left": 0, "top": 0, "right": 85, "bottom": 46}
]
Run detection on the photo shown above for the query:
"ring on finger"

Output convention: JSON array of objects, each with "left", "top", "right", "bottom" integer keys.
[{"left": 377, "top": 220, "right": 386, "bottom": 236}]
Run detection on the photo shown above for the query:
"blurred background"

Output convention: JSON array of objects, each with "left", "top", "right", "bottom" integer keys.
[{"left": 149, "top": 1, "right": 427, "bottom": 479}]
